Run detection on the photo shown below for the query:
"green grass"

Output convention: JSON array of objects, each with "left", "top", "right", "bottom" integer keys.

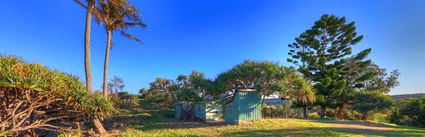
[{"left": 111, "top": 108, "right": 425, "bottom": 137}]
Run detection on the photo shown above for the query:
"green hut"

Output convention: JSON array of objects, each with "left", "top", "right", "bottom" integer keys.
[{"left": 224, "top": 89, "right": 262, "bottom": 124}]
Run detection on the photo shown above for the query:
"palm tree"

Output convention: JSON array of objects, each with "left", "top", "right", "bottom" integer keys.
[
  {"left": 292, "top": 78, "right": 315, "bottom": 119},
  {"left": 74, "top": 0, "right": 98, "bottom": 94},
  {"left": 74, "top": 0, "right": 110, "bottom": 134},
  {"left": 97, "top": 0, "right": 146, "bottom": 99}
]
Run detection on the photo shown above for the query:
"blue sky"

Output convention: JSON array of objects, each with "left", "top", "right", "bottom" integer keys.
[{"left": 1, "top": 0, "right": 424, "bottom": 95}]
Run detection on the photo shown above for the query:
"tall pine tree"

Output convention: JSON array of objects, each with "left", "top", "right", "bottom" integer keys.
[{"left": 288, "top": 14, "right": 367, "bottom": 117}]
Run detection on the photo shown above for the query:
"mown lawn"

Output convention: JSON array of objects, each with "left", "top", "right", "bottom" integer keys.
[{"left": 111, "top": 109, "right": 425, "bottom": 137}]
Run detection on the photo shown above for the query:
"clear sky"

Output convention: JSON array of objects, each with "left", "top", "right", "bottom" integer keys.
[{"left": 1, "top": 0, "right": 424, "bottom": 95}]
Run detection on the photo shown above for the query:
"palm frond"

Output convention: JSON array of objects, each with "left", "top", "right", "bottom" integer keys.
[
  {"left": 73, "top": 0, "right": 88, "bottom": 9},
  {"left": 119, "top": 30, "right": 142, "bottom": 43},
  {"left": 125, "top": 22, "right": 147, "bottom": 28}
]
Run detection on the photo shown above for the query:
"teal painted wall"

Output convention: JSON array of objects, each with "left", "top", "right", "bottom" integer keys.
[
  {"left": 225, "top": 90, "right": 262, "bottom": 124},
  {"left": 194, "top": 103, "right": 206, "bottom": 121},
  {"left": 174, "top": 103, "right": 183, "bottom": 120}
]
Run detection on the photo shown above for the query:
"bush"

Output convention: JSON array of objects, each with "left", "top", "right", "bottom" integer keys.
[
  {"left": 143, "top": 91, "right": 173, "bottom": 108},
  {"left": 309, "top": 113, "right": 321, "bottom": 119},
  {"left": 390, "top": 97, "right": 425, "bottom": 127},
  {"left": 368, "top": 113, "right": 390, "bottom": 123},
  {"left": 0, "top": 55, "right": 115, "bottom": 136},
  {"left": 111, "top": 92, "right": 140, "bottom": 109},
  {"left": 262, "top": 105, "right": 303, "bottom": 118}
]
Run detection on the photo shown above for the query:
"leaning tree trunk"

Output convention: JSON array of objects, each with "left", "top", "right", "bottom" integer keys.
[
  {"left": 92, "top": 117, "right": 107, "bottom": 134},
  {"left": 84, "top": 0, "right": 94, "bottom": 94},
  {"left": 103, "top": 30, "right": 112, "bottom": 99}
]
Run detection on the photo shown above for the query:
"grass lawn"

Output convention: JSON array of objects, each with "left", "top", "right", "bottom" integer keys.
[{"left": 111, "top": 108, "right": 425, "bottom": 137}]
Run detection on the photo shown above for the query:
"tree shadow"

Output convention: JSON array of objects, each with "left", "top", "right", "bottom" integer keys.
[
  {"left": 112, "top": 107, "right": 425, "bottom": 137},
  {"left": 307, "top": 119, "right": 395, "bottom": 128},
  {"left": 133, "top": 117, "right": 227, "bottom": 131},
  {"left": 222, "top": 127, "right": 425, "bottom": 137}
]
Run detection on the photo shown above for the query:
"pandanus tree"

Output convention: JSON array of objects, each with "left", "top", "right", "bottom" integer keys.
[
  {"left": 148, "top": 78, "right": 174, "bottom": 107},
  {"left": 172, "top": 71, "right": 213, "bottom": 121},
  {"left": 143, "top": 71, "right": 213, "bottom": 121},
  {"left": 96, "top": 0, "right": 147, "bottom": 99},
  {"left": 145, "top": 71, "right": 213, "bottom": 107},
  {"left": 215, "top": 60, "right": 288, "bottom": 102},
  {"left": 215, "top": 61, "right": 315, "bottom": 118},
  {"left": 0, "top": 55, "right": 115, "bottom": 136}
]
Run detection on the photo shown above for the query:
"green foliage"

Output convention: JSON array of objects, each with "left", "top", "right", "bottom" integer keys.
[
  {"left": 286, "top": 74, "right": 316, "bottom": 105},
  {"left": 95, "top": 0, "right": 146, "bottom": 42},
  {"left": 110, "top": 92, "right": 139, "bottom": 109},
  {"left": 288, "top": 14, "right": 367, "bottom": 114},
  {"left": 352, "top": 91, "right": 394, "bottom": 120},
  {"left": 143, "top": 71, "right": 212, "bottom": 108},
  {"left": 0, "top": 131, "right": 11, "bottom": 137},
  {"left": 0, "top": 55, "right": 115, "bottom": 134},
  {"left": 288, "top": 15, "right": 401, "bottom": 120},
  {"left": 176, "top": 88, "right": 203, "bottom": 104},
  {"left": 215, "top": 60, "right": 288, "bottom": 96},
  {"left": 262, "top": 105, "right": 304, "bottom": 118},
  {"left": 309, "top": 113, "right": 321, "bottom": 119},
  {"left": 391, "top": 97, "right": 425, "bottom": 127}
]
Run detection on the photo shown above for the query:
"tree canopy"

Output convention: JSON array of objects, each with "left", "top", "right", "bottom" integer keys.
[
  {"left": 287, "top": 14, "right": 373, "bottom": 117},
  {"left": 215, "top": 60, "right": 288, "bottom": 96}
]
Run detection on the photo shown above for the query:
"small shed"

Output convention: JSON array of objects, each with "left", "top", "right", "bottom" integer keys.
[{"left": 224, "top": 89, "right": 262, "bottom": 124}]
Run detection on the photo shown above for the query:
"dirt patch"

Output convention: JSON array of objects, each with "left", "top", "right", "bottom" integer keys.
[{"left": 328, "top": 123, "right": 395, "bottom": 131}]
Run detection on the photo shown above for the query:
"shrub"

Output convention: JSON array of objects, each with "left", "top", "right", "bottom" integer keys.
[
  {"left": 368, "top": 113, "right": 390, "bottom": 123},
  {"left": 391, "top": 97, "right": 425, "bottom": 127},
  {"left": 309, "top": 113, "right": 321, "bottom": 119},
  {"left": 0, "top": 55, "right": 115, "bottom": 136},
  {"left": 111, "top": 92, "right": 140, "bottom": 109}
]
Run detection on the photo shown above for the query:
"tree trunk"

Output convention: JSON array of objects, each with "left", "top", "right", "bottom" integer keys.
[
  {"left": 92, "top": 117, "right": 107, "bottom": 134},
  {"left": 362, "top": 113, "right": 369, "bottom": 121},
  {"left": 303, "top": 105, "right": 309, "bottom": 119},
  {"left": 319, "top": 105, "right": 326, "bottom": 118},
  {"left": 103, "top": 31, "right": 112, "bottom": 99},
  {"left": 336, "top": 104, "right": 345, "bottom": 119},
  {"left": 261, "top": 95, "right": 266, "bottom": 106},
  {"left": 84, "top": 0, "right": 94, "bottom": 94}
]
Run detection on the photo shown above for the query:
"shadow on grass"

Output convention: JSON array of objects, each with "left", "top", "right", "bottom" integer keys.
[
  {"left": 308, "top": 118, "right": 425, "bottom": 136},
  {"left": 112, "top": 107, "right": 225, "bottom": 131},
  {"left": 113, "top": 107, "right": 425, "bottom": 137},
  {"left": 132, "top": 116, "right": 227, "bottom": 131},
  {"left": 308, "top": 119, "right": 395, "bottom": 128},
  {"left": 221, "top": 127, "right": 425, "bottom": 137},
  {"left": 124, "top": 116, "right": 425, "bottom": 136}
]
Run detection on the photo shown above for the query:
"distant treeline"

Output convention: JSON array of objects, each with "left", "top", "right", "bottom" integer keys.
[{"left": 391, "top": 93, "right": 425, "bottom": 101}]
